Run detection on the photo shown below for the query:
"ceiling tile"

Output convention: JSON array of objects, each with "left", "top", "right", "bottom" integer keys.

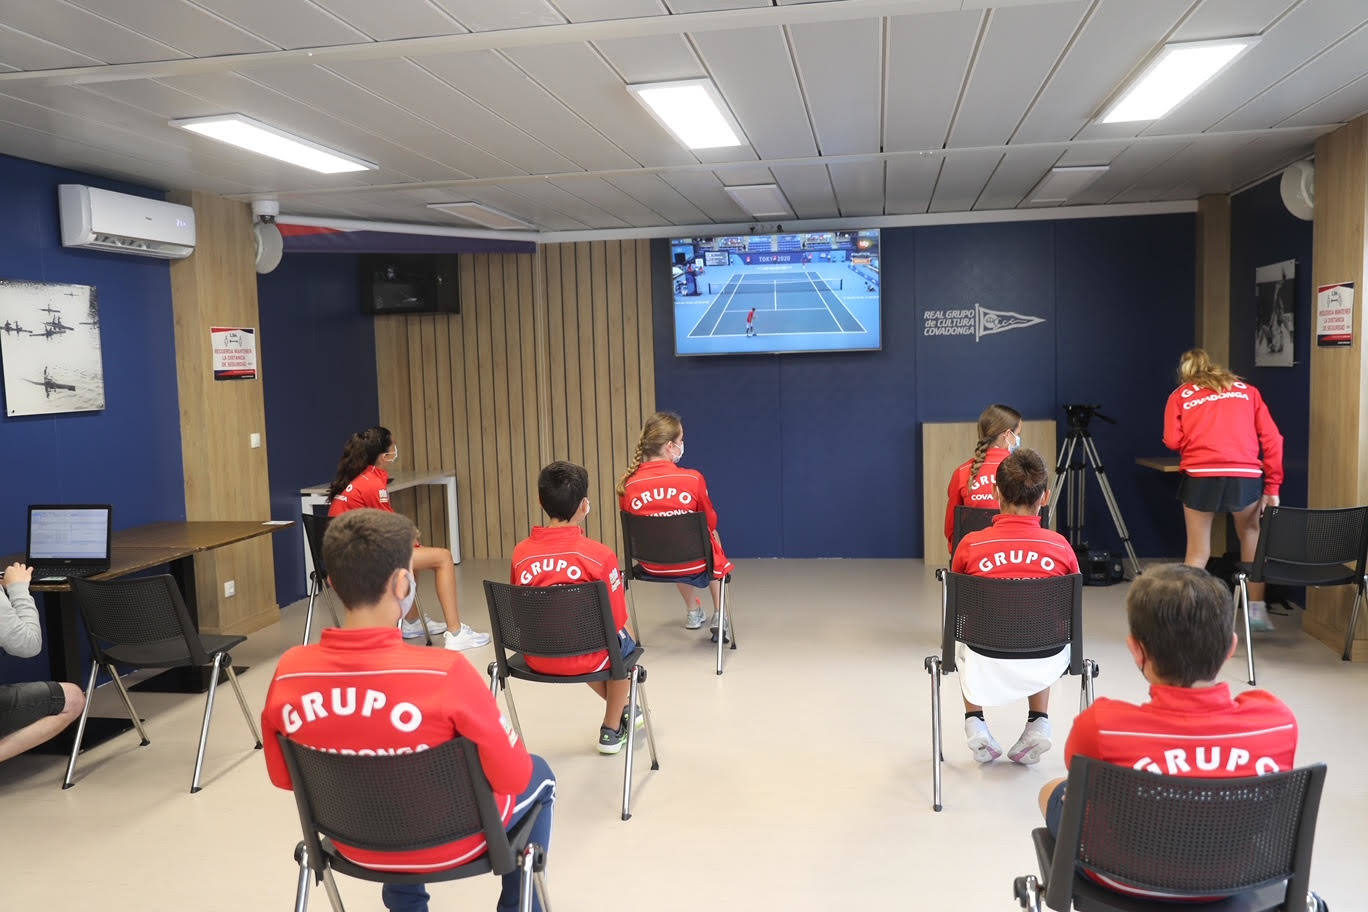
[
  {"left": 593, "top": 33, "right": 704, "bottom": 83},
  {"left": 326, "top": 57, "right": 577, "bottom": 174},
  {"left": 665, "top": 0, "right": 768, "bottom": 11},
  {"left": 312, "top": 0, "right": 466, "bottom": 40},
  {"left": 414, "top": 50, "right": 640, "bottom": 171},
  {"left": 1066, "top": 138, "right": 1190, "bottom": 204},
  {"left": 973, "top": 148, "right": 1064, "bottom": 209},
  {"left": 548, "top": 176, "right": 671, "bottom": 225},
  {"left": 1056, "top": 141, "right": 1129, "bottom": 166},
  {"left": 1278, "top": 71, "right": 1368, "bottom": 126},
  {"left": 691, "top": 26, "right": 816, "bottom": 158},
  {"left": 659, "top": 170, "right": 749, "bottom": 221},
  {"left": 827, "top": 160, "right": 884, "bottom": 217},
  {"left": 948, "top": 1, "right": 1089, "bottom": 147},
  {"left": 504, "top": 180, "right": 629, "bottom": 228},
  {"left": 0, "top": 0, "right": 185, "bottom": 64},
  {"left": 190, "top": 0, "right": 371, "bottom": 50},
  {"left": 430, "top": 0, "right": 564, "bottom": 31},
  {"left": 605, "top": 173, "right": 710, "bottom": 223},
  {"left": 1012, "top": 0, "right": 1190, "bottom": 144},
  {"left": 406, "top": 184, "right": 590, "bottom": 230},
  {"left": 885, "top": 156, "right": 941, "bottom": 214},
  {"left": 769, "top": 163, "right": 837, "bottom": 219},
  {"left": 788, "top": 17, "right": 881, "bottom": 155},
  {"left": 711, "top": 164, "right": 775, "bottom": 185},
  {"left": 502, "top": 42, "right": 696, "bottom": 166},
  {"left": 0, "top": 24, "right": 101, "bottom": 70},
  {"left": 65, "top": 0, "right": 277, "bottom": 56},
  {"left": 555, "top": 0, "right": 664, "bottom": 21},
  {"left": 884, "top": 10, "right": 982, "bottom": 151},
  {"left": 1173, "top": 0, "right": 1297, "bottom": 42},
  {"left": 1215, "top": 21, "right": 1368, "bottom": 130},
  {"left": 928, "top": 149, "right": 1000, "bottom": 211}
]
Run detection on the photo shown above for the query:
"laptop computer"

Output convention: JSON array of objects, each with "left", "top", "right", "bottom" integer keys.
[{"left": 25, "top": 504, "right": 113, "bottom": 582}]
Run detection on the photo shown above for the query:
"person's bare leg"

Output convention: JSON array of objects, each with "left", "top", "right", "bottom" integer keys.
[
  {"left": 1233, "top": 500, "right": 1266, "bottom": 602},
  {"left": 674, "top": 582, "right": 696, "bottom": 611},
  {"left": 587, "top": 682, "right": 607, "bottom": 699},
  {"left": 412, "top": 546, "right": 463, "bottom": 629},
  {"left": 963, "top": 697, "right": 983, "bottom": 714},
  {"left": 1027, "top": 688, "right": 1050, "bottom": 714},
  {"left": 707, "top": 579, "right": 722, "bottom": 612},
  {"left": 1039, "top": 778, "right": 1066, "bottom": 819},
  {"left": 1183, "top": 507, "right": 1215, "bottom": 569},
  {"left": 602, "top": 679, "right": 630, "bottom": 729},
  {"left": 0, "top": 683, "right": 85, "bottom": 762}
]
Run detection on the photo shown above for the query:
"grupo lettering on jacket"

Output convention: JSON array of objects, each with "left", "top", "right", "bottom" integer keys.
[
  {"left": 628, "top": 486, "right": 694, "bottom": 510},
  {"left": 280, "top": 686, "right": 425, "bottom": 738},
  {"left": 975, "top": 548, "right": 1061, "bottom": 574},
  {"left": 1131, "top": 745, "right": 1281, "bottom": 776}
]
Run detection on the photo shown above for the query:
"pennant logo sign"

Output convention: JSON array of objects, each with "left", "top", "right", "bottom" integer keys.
[{"left": 922, "top": 303, "right": 1047, "bottom": 341}]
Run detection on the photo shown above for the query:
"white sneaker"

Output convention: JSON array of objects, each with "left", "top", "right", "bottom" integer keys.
[
  {"left": 1247, "top": 600, "right": 1276, "bottom": 632},
  {"left": 964, "top": 716, "right": 1002, "bottom": 763},
  {"left": 400, "top": 615, "right": 448, "bottom": 638},
  {"left": 442, "top": 624, "right": 491, "bottom": 650},
  {"left": 684, "top": 599, "right": 706, "bottom": 630},
  {"left": 1008, "top": 718, "right": 1053, "bottom": 765}
]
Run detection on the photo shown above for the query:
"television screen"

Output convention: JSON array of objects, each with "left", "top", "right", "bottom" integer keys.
[
  {"left": 360, "top": 254, "right": 459, "bottom": 315},
  {"left": 670, "top": 229, "right": 881, "bottom": 356}
]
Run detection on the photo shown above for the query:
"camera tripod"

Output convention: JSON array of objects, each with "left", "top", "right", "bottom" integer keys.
[{"left": 1049, "top": 404, "right": 1142, "bottom": 578}]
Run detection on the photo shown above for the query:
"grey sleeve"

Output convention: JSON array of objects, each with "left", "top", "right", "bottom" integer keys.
[{"left": 0, "top": 582, "right": 42, "bottom": 658}]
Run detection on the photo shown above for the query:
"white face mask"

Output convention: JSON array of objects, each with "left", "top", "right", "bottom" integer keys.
[
  {"left": 673, "top": 440, "right": 684, "bottom": 462},
  {"left": 394, "top": 568, "right": 416, "bottom": 623},
  {"left": 1007, "top": 430, "right": 1021, "bottom": 454},
  {"left": 583, "top": 499, "right": 591, "bottom": 517}
]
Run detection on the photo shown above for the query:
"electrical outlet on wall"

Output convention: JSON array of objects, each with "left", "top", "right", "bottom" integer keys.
[
  {"left": 249, "top": 433, "right": 261, "bottom": 448},
  {"left": 224, "top": 580, "right": 236, "bottom": 598}
]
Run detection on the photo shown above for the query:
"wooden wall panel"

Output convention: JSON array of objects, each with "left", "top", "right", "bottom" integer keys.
[
  {"left": 167, "top": 191, "right": 277, "bottom": 635},
  {"left": 373, "top": 242, "right": 655, "bottom": 561}
]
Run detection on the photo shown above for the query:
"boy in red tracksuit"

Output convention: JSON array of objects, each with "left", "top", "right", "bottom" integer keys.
[
  {"left": 262, "top": 509, "right": 555, "bottom": 912},
  {"left": 953, "top": 448, "right": 1079, "bottom": 765},
  {"left": 1163, "top": 349, "right": 1284, "bottom": 629},
  {"left": 619, "top": 411, "right": 734, "bottom": 639},
  {"left": 945, "top": 403, "right": 1022, "bottom": 554},
  {"left": 1038, "top": 563, "right": 1303, "bottom": 903},
  {"left": 511, "top": 461, "right": 640, "bottom": 755}
]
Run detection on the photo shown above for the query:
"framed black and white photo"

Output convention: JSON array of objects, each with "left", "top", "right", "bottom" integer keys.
[
  {"left": 1254, "top": 260, "right": 1295, "bottom": 368},
  {"left": 0, "top": 279, "right": 105, "bottom": 417}
]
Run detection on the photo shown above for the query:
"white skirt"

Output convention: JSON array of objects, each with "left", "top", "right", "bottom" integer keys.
[{"left": 957, "top": 642, "right": 1071, "bottom": 706}]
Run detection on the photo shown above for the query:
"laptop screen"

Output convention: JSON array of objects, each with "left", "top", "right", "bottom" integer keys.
[{"left": 28, "top": 507, "right": 111, "bottom": 561}]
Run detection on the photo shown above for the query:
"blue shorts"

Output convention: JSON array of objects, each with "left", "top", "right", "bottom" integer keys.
[
  {"left": 1045, "top": 781, "right": 1067, "bottom": 835},
  {"left": 617, "top": 630, "right": 638, "bottom": 658}
]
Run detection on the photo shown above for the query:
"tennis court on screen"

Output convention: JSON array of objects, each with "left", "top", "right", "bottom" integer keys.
[{"left": 687, "top": 271, "right": 867, "bottom": 338}]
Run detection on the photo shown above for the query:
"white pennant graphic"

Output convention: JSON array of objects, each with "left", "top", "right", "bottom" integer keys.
[{"left": 975, "top": 303, "right": 1045, "bottom": 341}]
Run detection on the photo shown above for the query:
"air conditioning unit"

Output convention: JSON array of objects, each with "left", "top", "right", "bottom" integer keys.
[{"left": 58, "top": 184, "right": 196, "bottom": 259}]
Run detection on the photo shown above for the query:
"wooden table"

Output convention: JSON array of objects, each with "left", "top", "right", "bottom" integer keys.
[
  {"left": 1136, "top": 456, "right": 1182, "bottom": 473},
  {"left": 11, "top": 520, "right": 293, "bottom": 754}
]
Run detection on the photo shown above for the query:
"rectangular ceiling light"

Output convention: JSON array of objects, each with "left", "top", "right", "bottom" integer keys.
[
  {"left": 170, "top": 114, "right": 376, "bottom": 173},
  {"left": 1100, "top": 37, "right": 1258, "bottom": 124},
  {"left": 1029, "top": 166, "right": 1109, "bottom": 203},
  {"left": 628, "top": 78, "right": 744, "bottom": 150},
  {"left": 426, "top": 201, "right": 535, "bottom": 231},
  {"left": 723, "top": 183, "right": 792, "bottom": 218}
]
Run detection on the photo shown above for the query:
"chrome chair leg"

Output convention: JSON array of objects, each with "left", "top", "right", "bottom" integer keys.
[
  {"left": 487, "top": 661, "right": 501, "bottom": 698},
  {"left": 321, "top": 866, "right": 346, "bottom": 912},
  {"left": 1081, "top": 659, "right": 1098, "bottom": 711},
  {"left": 625, "top": 588, "right": 643, "bottom": 648},
  {"left": 303, "top": 575, "right": 319, "bottom": 645},
  {"left": 1343, "top": 579, "right": 1365, "bottom": 661},
  {"left": 225, "top": 663, "right": 262, "bottom": 748},
  {"left": 293, "top": 843, "right": 311, "bottom": 912},
  {"left": 518, "top": 844, "right": 538, "bottom": 912},
  {"left": 1237, "top": 573, "right": 1256, "bottom": 685},
  {"left": 714, "top": 578, "right": 727, "bottom": 676},
  {"left": 62, "top": 660, "right": 100, "bottom": 789},
  {"left": 534, "top": 868, "right": 552, "bottom": 912},
  {"left": 925, "top": 655, "right": 943, "bottom": 812},
  {"left": 191, "top": 652, "right": 224, "bottom": 793},
  {"left": 502, "top": 679, "right": 525, "bottom": 743},
  {"left": 621, "top": 666, "right": 642, "bottom": 821},
  {"left": 106, "top": 662, "right": 150, "bottom": 745},
  {"left": 637, "top": 681, "right": 660, "bottom": 772}
]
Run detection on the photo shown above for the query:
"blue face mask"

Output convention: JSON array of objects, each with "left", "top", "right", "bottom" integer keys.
[{"left": 1007, "top": 430, "right": 1021, "bottom": 454}]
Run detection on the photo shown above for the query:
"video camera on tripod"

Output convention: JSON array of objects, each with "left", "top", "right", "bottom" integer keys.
[{"left": 1051, "top": 403, "right": 1141, "bottom": 582}]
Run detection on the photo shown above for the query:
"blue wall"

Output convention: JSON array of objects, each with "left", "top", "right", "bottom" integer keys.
[
  {"left": 259, "top": 253, "right": 378, "bottom": 606},
  {"left": 653, "top": 213, "right": 1196, "bottom": 559},
  {"left": 1229, "top": 176, "right": 1312, "bottom": 509},
  {"left": 0, "top": 153, "right": 184, "bottom": 684}
]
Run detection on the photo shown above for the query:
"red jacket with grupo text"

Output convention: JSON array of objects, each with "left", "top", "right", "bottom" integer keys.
[
  {"left": 620, "top": 459, "right": 733, "bottom": 579},
  {"left": 951, "top": 513, "right": 1079, "bottom": 578},
  {"left": 1163, "top": 382, "right": 1283, "bottom": 495},
  {"left": 944, "top": 447, "right": 1011, "bottom": 554}
]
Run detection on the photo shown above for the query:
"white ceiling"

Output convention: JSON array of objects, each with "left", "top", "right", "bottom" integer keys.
[{"left": 0, "top": 0, "right": 1363, "bottom": 235}]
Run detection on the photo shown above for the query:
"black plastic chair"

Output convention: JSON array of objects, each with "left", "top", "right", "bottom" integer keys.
[
  {"left": 1014, "top": 757, "right": 1327, "bottom": 912},
  {"left": 619, "top": 510, "right": 738, "bottom": 675},
  {"left": 482, "top": 580, "right": 659, "bottom": 821},
  {"left": 280, "top": 735, "right": 551, "bottom": 912},
  {"left": 1233, "top": 505, "right": 1368, "bottom": 679},
  {"left": 64, "top": 574, "right": 262, "bottom": 793},
  {"left": 951, "top": 506, "right": 1053, "bottom": 556},
  {"left": 925, "top": 571, "right": 1096, "bottom": 812},
  {"left": 300, "top": 512, "right": 343, "bottom": 646}
]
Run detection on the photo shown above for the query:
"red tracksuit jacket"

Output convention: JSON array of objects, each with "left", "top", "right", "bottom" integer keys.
[
  {"left": 328, "top": 465, "right": 394, "bottom": 515},
  {"left": 944, "top": 447, "right": 1011, "bottom": 554},
  {"left": 510, "top": 525, "right": 629, "bottom": 675},
  {"left": 952, "top": 513, "right": 1080, "bottom": 578},
  {"left": 1163, "top": 382, "right": 1284, "bottom": 495},
  {"left": 620, "top": 459, "right": 733, "bottom": 578},
  {"left": 262, "top": 627, "right": 531, "bottom": 872}
]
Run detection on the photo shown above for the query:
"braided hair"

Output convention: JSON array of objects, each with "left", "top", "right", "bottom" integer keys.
[
  {"left": 969, "top": 404, "right": 1021, "bottom": 484},
  {"left": 618, "top": 411, "right": 683, "bottom": 495},
  {"left": 327, "top": 426, "right": 393, "bottom": 501}
]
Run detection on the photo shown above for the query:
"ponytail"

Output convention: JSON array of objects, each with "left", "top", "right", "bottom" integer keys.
[
  {"left": 1178, "top": 348, "right": 1240, "bottom": 393},
  {"left": 327, "top": 426, "right": 393, "bottom": 501},
  {"left": 969, "top": 403, "right": 1021, "bottom": 482},
  {"left": 618, "top": 411, "right": 683, "bottom": 495}
]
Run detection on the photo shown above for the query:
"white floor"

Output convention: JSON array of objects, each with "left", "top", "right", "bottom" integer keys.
[{"left": 1, "top": 559, "right": 1364, "bottom": 910}]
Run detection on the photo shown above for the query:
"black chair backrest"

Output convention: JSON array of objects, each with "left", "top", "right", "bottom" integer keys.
[
  {"left": 951, "top": 506, "right": 1053, "bottom": 556},
  {"left": 1048, "top": 756, "right": 1326, "bottom": 908},
  {"left": 1251, "top": 505, "right": 1368, "bottom": 582},
  {"left": 619, "top": 511, "right": 713, "bottom": 581},
  {"left": 483, "top": 580, "right": 626, "bottom": 677},
  {"left": 278, "top": 734, "right": 517, "bottom": 874},
  {"left": 70, "top": 575, "right": 209, "bottom": 665},
  {"left": 942, "top": 572, "right": 1083, "bottom": 675},
  {"left": 301, "top": 511, "right": 332, "bottom": 580}
]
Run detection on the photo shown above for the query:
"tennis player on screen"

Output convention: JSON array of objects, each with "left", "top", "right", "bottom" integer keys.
[{"left": 745, "top": 307, "right": 757, "bottom": 337}]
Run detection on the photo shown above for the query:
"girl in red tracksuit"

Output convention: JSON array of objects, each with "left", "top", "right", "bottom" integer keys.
[
  {"left": 618, "top": 411, "right": 734, "bottom": 638},
  {"left": 944, "top": 403, "right": 1022, "bottom": 554},
  {"left": 1163, "top": 349, "right": 1284, "bottom": 630}
]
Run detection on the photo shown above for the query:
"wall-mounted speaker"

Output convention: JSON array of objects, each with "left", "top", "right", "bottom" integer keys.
[{"left": 1279, "top": 160, "right": 1314, "bottom": 221}]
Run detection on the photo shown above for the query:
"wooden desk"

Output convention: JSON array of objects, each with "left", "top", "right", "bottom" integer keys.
[{"left": 1136, "top": 456, "right": 1182, "bottom": 473}]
